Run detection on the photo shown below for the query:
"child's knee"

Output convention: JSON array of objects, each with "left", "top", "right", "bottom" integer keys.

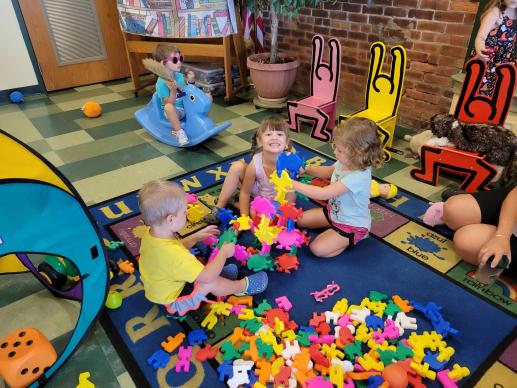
[
  {"left": 229, "top": 161, "right": 246, "bottom": 177},
  {"left": 164, "top": 103, "right": 176, "bottom": 115},
  {"left": 309, "top": 241, "right": 343, "bottom": 258}
]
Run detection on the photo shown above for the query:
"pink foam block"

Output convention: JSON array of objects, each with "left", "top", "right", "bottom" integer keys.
[
  {"left": 186, "top": 193, "right": 198, "bottom": 204},
  {"left": 308, "top": 335, "right": 335, "bottom": 345},
  {"left": 203, "top": 236, "right": 218, "bottom": 246},
  {"left": 384, "top": 319, "right": 401, "bottom": 339},
  {"left": 233, "top": 244, "right": 250, "bottom": 264},
  {"left": 230, "top": 304, "right": 246, "bottom": 315},
  {"left": 437, "top": 369, "right": 458, "bottom": 388},
  {"left": 275, "top": 229, "right": 304, "bottom": 250},
  {"left": 175, "top": 346, "right": 192, "bottom": 373},
  {"left": 338, "top": 314, "right": 352, "bottom": 326},
  {"left": 275, "top": 296, "right": 293, "bottom": 312},
  {"left": 250, "top": 196, "right": 276, "bottom": 217},
  {"left": 306, "top": 376, "right": 333, "bottom": 388}
]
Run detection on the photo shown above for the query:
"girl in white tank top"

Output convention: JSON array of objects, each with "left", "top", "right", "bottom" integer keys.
[{"left": 205, "top": 117, "right": 297, "bottom": 220}]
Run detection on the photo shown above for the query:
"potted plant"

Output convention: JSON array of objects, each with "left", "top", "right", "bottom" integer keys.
[{"left": 246, "top": 0, "right": 323, "bottom": 107}]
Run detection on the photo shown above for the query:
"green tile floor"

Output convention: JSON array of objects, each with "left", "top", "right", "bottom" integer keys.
[{"left": 0, "top": 79, "right": 459, "bottom": 387}]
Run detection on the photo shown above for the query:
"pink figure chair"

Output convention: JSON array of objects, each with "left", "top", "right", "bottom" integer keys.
[{"left": 287, "top": 35, "right": 341, "bottom": 142}]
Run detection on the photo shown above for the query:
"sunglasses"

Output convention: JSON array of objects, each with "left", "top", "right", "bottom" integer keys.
[{"left": 166, "top": 53, "right": 184, "bottom": 64}]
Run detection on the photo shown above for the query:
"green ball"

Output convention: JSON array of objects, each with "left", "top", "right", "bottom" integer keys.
[{"left": 105, "top": 291, "right": 123, "bottom": 309}]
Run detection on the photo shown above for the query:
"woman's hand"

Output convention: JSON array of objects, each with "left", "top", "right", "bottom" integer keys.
[
  {"left": 478, "top": 234, "right": 511, "bottom": 268},
  {"left": 193, "top": 225, "right": 220, "bottom": 242}
]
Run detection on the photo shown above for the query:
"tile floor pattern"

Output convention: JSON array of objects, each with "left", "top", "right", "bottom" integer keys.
[{"left": 0, "top": 79, "right": 462, "bottom": 387}]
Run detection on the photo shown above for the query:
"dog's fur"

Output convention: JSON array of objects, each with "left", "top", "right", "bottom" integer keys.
[{"left": 430, "top": 114, "right": 517, "bottom": 185}]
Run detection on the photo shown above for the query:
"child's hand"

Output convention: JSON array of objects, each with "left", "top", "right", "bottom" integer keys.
[
  {"left": 219, "top": 242, "right": 235, "bottom": 259},
  {"left": 166, "top": 80, "right": 178, "bottom": 90},
  {"left": 195, "top": 225, "right": 220, "bottom": 241},
  {"left": 186, "top": 71, "right": 195, "bottom": 83},
  {"left": 476, "top": 49, "right": 491, "bottom": 62}
]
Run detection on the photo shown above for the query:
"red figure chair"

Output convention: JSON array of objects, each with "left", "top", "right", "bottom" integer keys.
[
  {"left": 287, "top": 35, "right": 341, "bottom": 142},
  {"left": 454, "top": 59, "right": 516, "bottom": 125},
  {"left": 410, "top": 145, "right": 497, "bottom": 193},
  {"left": 411, "top": 59, "right": 516, "bottom": 192}
]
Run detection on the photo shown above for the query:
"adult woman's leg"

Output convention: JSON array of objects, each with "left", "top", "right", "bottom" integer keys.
[
  {"left": 453, "top": 224, "right": 497, "bottom": 265},
  {"left": 442, "top": 194, "right": 481, "bottom": 231}
]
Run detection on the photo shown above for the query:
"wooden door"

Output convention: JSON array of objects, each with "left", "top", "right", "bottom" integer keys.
[{"left": 19, "top": 0, "right": 129, "bottom": 91}]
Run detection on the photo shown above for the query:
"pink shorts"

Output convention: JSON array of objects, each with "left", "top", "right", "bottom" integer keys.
[{"left": 323, "top": 206, "right": 369, "bottom": 247}]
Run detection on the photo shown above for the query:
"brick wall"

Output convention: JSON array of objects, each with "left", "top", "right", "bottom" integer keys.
[{"left": 262, "top": 0, "right": 480, "bottom": 131}]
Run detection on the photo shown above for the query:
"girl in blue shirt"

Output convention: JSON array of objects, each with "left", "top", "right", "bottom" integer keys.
[
  {"left": 153, "top": 43, "right": 194, "bottom": 145},
  {"left": 293, "top": 118, "right": 384, "bottom": 257}
]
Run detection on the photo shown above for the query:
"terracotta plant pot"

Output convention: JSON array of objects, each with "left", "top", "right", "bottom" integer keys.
[{"left": 247, "top": 53, "right": 299, "bottom": 103}]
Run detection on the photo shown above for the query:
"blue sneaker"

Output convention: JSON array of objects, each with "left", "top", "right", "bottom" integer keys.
[
  {"left": 220, "top": 263, "right": 238, "bottom": 280},
  {"left": 235, "top": 271, "right": 268, "bottom": 296}
]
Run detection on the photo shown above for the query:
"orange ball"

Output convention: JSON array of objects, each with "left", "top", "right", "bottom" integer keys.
[
  {"left": 382, "top": 363, "right": 408, "bottom": 388},
  {"left": 82, "top": 101, "right": 102, "bottom": 118}
]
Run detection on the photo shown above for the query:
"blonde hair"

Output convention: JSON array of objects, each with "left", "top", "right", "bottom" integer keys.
[
  {"left": 250, "top": 116, "right": 292, "bottom": 155},
  {"left": 153, "top": 43, "right": 180, "bottom": 63},
  {"left": 332, "top": 118, "right": 384, "bottom": 170},
  {"left": 138, "top": 179, "right": 186, "bottom": 226}
]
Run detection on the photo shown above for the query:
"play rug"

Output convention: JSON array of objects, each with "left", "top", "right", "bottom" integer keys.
[{"left": 90, "top": 143, "right": 516, "bottom": 387}]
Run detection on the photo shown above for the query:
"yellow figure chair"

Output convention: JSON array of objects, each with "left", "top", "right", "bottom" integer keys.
[{"left": 339, "top": 42, "right": 407, "bottom": 161}]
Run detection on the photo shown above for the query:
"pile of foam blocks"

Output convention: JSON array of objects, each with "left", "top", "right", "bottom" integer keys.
[
  {"left": 186, "top": 152, "right": 311, "bottom": 275},
  {"left": 148, "top": 291, "right": 470, "bottom": 388}
]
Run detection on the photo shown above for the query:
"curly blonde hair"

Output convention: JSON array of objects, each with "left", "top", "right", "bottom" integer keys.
[
  {"left": 332, "top": 118, "right": 384, "bottom": 170},
  {"left": 250, "top": 116, "right": 292, "bottom": 155}
]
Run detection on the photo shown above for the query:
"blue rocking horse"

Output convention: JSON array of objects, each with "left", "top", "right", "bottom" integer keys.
[{"left": 135, "top": 84, "right": 231, "bottom": 147}]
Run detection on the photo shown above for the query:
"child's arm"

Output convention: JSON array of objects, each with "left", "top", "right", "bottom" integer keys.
[
  {"left": 196, "top": 243, "right": 235, "bottom": 283},
  {"left": 475, "top": 7, "right": 500, "bottom": 61},
  {"left": 304, "top": 165, "right": 334, "bottom": 179},
  {"left": 181, "top": 225, "right": 220, "bottom": 249},
  {"left": 164, "top": 80, "right": 177, "bottom": 104},
  {"left": 292, "top": 180, "right": 348, "bottom": 201},
  {"left": 239, "top": 161, "right": 256, "bottom": 216}
]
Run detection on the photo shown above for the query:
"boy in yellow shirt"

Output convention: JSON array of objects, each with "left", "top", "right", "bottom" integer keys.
[{"left": 138, "top": 179, "right": 268, "bottom": 316}]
